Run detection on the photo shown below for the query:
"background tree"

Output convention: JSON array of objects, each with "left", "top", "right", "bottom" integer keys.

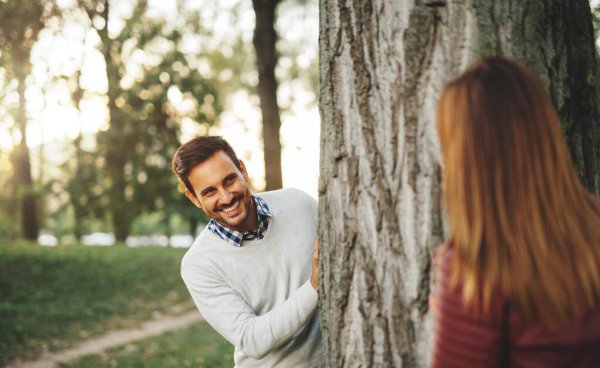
[
  {"left": 0, "top": 59, "right": 20, "bottom": 239},
  {"left": 252, "top": 0, "right": 283, "bottom": 190},
  {"left": 213, "top": 0, "right": 318, "bottom": 192},
  {"left": 76, "top": 0, "right": 220, "bottom": 241},
  {"left": 318, "top": 1, "right": 600, "bottom": 366},
  {"left": 78, "top": 0, "right": 144, "bottom": 242},
  {"left": 0, "top": 0, "right": 55, "bottom": 240},
  {"left": 67, "top": 66, "right": 97, "bottom": 241}
]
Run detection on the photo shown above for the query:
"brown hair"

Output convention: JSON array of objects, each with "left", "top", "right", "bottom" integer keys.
[
  {"left": 436, "top": 56, "right": 600, "bottom": 328},
  {"left": 171, "top": 136, "right": 241, "bottom": 196}
]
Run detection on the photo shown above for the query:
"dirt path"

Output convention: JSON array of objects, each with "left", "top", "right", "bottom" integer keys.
[{"left": 8, "top": 311, "right": 204, "bottom": 368}]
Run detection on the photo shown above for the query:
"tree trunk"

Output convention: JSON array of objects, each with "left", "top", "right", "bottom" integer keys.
[
  {"left": 72, "top": 132, "right": 84, "bottom": 241},
  {"left": 318, "top": 0, "right": 599, "bottom": 367},
  {"left": 95, "top": 0, "right": 132, "bottom": 242},
  {"left": 14, "top": 52, "right": 39, "bottom": 241},
  {"left": 70, "top": 68, "right": 85, "bottom": 242},
  {"left": 252, "top": 0, "right": 283, "bottom": 191},
  {"left": 472, "top": 1, "right": 600, "bottom": 194}
]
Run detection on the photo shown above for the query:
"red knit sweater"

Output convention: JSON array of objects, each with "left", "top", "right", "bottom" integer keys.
[{"left": 432, "top": 247, "right": 600, "bottom": 368}]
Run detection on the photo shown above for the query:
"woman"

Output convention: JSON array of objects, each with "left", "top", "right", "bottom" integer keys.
[{"left": 432, "top": 56, "right": 600, "bottom": 367}]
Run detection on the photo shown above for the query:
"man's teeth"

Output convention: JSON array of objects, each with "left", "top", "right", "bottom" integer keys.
[{"left": 222, "top": 200, "right": 239, "bottom": 213}]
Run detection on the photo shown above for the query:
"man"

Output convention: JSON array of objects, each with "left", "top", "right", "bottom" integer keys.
[{"left": 171, "top": 136, "right": 321, "bottom": 367}]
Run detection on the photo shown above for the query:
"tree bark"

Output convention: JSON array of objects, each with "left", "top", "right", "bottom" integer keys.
[
  {"left": 471, "top": 1, "right": 600, "bottom": 194},
  {"left": 252, "top": 0, "right": 283, "bottom": 191},
  {"left": 318, "top": 0, "right": 599, "bottom": 366}
]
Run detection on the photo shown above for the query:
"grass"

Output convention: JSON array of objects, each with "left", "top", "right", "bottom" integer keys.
[
  {"left": 0, "top": 241, "right": 193, "bottom": 366},
  {"left": 59, "top": 322, "right": 234, "bottom": 368}
]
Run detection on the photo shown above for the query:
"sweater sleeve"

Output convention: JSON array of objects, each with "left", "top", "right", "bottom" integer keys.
[
  {"left": 181, "top": 263, "right": 318, "bottom": 360},
  {"left": 431, "top": 247, "right": 506, "bottom": 368}
]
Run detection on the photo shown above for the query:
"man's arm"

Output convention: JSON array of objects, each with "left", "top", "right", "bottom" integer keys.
[{"left": 182, "top": 252, "right": 319, "bottom": 360}]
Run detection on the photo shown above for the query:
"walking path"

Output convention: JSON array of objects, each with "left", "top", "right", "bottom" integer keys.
[{"left": 8, "top": 311, "right": 204, "bottom": 368}]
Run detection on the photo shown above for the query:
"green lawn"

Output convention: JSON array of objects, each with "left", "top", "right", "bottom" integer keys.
[
  {"left": 60, "top": 322, "right": 234, "bottom": 368},
  {"left": 0, "top": 241, "right": 194, "bottom": 366}
]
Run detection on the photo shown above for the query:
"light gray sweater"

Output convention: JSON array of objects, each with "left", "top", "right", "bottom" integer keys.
[{"left": 181, "top": 188, "right": 322, "bottom": 367}]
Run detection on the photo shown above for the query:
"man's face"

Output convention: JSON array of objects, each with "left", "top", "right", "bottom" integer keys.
[{"left": 185, "top": 150, "right": 256, "bottom": 232}]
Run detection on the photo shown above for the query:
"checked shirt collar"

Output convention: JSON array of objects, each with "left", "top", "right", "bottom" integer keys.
[{"left": 207, "top": 195, "right": 272, "bottom": 247}]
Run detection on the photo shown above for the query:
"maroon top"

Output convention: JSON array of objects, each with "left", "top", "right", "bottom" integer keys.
[{"left": 432, "top": 246, "right": 600, "bottom": 368}]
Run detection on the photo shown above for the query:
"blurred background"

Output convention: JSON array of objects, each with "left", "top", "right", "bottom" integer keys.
[
  {"left": 0, "top": 0, "right": 318, "bottom": 246},
  {"left": 0, "top": 0, "right": 317, "bottom": 366}
]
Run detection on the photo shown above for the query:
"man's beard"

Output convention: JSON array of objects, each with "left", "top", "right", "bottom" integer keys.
[{"left": 217, "top": 192, "right": 253, "bottom": 230}]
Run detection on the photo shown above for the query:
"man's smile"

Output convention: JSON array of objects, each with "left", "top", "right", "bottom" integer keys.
[{"left": 220, "top": 197, "right": 243, "bottom": 216}]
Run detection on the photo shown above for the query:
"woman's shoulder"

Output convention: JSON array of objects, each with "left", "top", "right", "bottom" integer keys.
[
  {"left": 434, "top": 241, "right": 506, "bottom": 323},
  {"left": 434, "top": 241, "right": 454, "bottom": 278}
]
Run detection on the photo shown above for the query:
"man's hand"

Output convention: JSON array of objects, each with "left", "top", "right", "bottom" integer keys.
[{"left": 310, "top": 239, "right": 319, "bottom": 291}]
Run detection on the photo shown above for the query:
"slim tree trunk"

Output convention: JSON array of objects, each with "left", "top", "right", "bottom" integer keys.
[
  {"left": 14, "top": 52, "right": 39, "bottom": 241},
  {"left": 89, "top": 0, "right": 132, "bottom": 241},
  {"left": 252, "top": 0, "right": 283, "bottom": 190},
  {"left": 69, "top": 66, "right": 85, "bottom": 242},
  {"left": 318, "top": 0, "right": 599, "bottom": 366},
  {"left": 73, "top": 127, "right": 84, "bottom": 241}
]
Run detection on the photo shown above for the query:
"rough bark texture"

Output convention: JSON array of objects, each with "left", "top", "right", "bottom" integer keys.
[
  {"left": 318, "top": 0, "right": 599, "bottom": 367},
  {"left": 252, "top": 0, "right": 284, "bottom": 191},
  {"left": 472, "top": 0, "right": 600, "bottom": 194}
]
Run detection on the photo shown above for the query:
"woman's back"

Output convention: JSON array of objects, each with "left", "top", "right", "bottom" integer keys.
[
  {"left": 433, "top": 56, "right": 600, "bottom": 367},
  {"left": 433, "top": 246, "right": 600, "bottom": 368}
]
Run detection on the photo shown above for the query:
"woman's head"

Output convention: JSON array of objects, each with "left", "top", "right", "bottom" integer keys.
[{"left": 436, "top": 56, "right": 600, "bottom": 328}]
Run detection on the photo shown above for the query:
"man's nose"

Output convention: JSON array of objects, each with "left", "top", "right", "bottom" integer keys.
[{"left": 218, "top": 187, "right": 233, "bottom": 203}]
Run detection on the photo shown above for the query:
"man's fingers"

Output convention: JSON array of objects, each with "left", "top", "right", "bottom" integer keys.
[{"left": 311, "top": 239, "right": 319, "bottom": 290}]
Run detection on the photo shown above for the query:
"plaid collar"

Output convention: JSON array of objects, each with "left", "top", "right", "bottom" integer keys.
[{"left": 207, "top": 195, "right": 272, "bottom": 247}]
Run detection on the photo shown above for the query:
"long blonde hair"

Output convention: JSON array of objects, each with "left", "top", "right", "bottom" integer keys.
[{"left": 436, "top": 56, "right": 600, "bottom": 328}]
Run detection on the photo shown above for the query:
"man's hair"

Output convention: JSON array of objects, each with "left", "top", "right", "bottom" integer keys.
[
  {"left": 172, "top": 136, "right": 242, "bottom": 196},
  {"left": 437, "top": 56, "right": 600, "bottom": 329}
]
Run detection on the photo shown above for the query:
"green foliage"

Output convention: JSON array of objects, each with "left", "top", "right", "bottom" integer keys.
[
  {"left": 0, "top": 0, "right": 47, "bottom": 64},
  {"left": 55, "top": 142, "right": 104, "bottom": 240},
  {"left": 0, "top": 0, "right": 318, "bottom": 240},
  {"left": 65, "top": 0, "right": 223, "bottom": 240},
  {"left": 0, "top": 242, "right": 191, "bottom": 365},
  {"left": 0, "top": 147, "right": 18, "bottom": 238},
  {"left": 0, "top": 0, "right": 58, "bottom": 240},
  {"left": 60, "top": 322, "right": 234, "bottom": 368}
]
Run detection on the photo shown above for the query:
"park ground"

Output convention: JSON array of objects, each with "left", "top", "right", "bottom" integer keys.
[{"left": 0, "top": 242, "right": 233, "bottom": 367}]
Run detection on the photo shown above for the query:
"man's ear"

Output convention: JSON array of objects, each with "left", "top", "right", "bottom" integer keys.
[
  {"left": 184, "top": 188, "right": 202, "bottom": 209},
  {"left": 239, "top": 160, "right": 250, "bottom": 182}
]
